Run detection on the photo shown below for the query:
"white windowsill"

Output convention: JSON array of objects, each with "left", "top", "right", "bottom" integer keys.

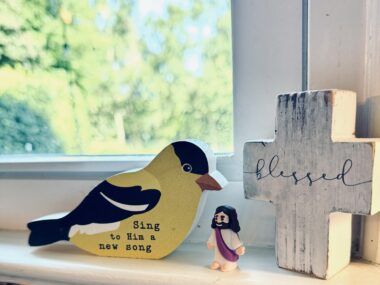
[{"left": 1, "top": 231, "right": 379, "bottom": 285}]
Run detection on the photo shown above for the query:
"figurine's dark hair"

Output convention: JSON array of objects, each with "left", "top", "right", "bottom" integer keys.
[{"left": 211, "top": 205, "right": 240, "bottom": 233}]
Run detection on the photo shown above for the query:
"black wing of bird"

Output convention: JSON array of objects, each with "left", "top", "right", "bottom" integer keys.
[
  {"left": 27, "top": 181, "right": 160, "bottom": 246},
  {"left": 62, "top": 180, "right": 161, "bottom": 225}
]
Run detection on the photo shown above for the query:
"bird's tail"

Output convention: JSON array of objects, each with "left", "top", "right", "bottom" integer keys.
[{"left": 27, "top": 218, "right": 70, "bottom": 246}]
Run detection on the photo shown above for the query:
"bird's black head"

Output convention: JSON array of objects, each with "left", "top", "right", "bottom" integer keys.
[
  {"left": 171, "top": 140, "right": 227, "bottom": 191},
  {"left": 172, "top": 141, "right": 209, "bottom": 175}
]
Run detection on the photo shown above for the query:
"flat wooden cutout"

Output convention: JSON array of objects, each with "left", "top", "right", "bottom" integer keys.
[
  {"left": 244, "top": 90, "right": 380, "bottom": 279},
  {"left": 28, "top": 140, "right": 227, "bottom": 259}
]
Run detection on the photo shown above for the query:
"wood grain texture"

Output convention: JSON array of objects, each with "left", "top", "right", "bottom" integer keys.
[{"left": 244, "top": 90, "right": 380, "bottom": 279}]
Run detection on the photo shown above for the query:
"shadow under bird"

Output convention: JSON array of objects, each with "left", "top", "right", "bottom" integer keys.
[{"left": 28, "top": 140, "right": 228, "bottom": 258}]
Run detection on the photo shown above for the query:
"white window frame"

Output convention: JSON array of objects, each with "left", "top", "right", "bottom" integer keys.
[
  {"left": 0, "top": 0, "right": 303, "bottom": 184},
  {"left": 0, "top": 0, "right": 304, "bottom": 245}
]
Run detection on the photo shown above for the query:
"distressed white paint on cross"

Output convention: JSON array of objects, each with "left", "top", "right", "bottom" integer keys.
[{"left": 244, "top": 90, "right": 380, "bottom": 279}]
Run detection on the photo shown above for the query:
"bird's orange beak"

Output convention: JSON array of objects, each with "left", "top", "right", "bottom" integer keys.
[{"left": 196, "top": 171, "right": 228, "bottom": 192}]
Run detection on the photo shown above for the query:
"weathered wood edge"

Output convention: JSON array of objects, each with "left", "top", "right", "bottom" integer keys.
[{"left": 371, "top": 142, "right": 380, "bottom": 215}]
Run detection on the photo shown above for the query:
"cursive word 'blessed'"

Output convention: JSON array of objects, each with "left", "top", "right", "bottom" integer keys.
[{"left": 254, "top": 155, "right": 372, "bottom": 187}]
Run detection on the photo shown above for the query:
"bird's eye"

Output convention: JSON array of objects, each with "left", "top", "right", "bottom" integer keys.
[{"left": 182, "top": 163, "right": 192, "bottom": 173}]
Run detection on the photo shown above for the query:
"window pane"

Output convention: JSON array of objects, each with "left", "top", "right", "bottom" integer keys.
[{"left": 0, "top": 0, "right": 232, "bottom": 155}]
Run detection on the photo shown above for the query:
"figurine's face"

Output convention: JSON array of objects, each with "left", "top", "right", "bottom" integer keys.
[{"left": 214, "top": 211, "right": 229, "bottom": 228}]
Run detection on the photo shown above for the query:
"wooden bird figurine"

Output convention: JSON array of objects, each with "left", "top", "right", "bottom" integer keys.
[{"left": 27, "top": 140, "right": 227, "bottom": 259}]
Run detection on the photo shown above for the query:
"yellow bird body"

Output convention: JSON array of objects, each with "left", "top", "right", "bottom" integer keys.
[
  {"left": 71, "top": 145, "right": 203, "bottom": 258},
  {"left": 28, "top": 140, "right": 227, "bottom": 259}
]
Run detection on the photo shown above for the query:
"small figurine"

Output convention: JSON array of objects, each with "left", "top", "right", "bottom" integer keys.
[
  {"left": 27, "top": 140, "right": 228, "bottom": 259},
  {"left": 207, "top": 205, "right": 245, "bottom": 271}
]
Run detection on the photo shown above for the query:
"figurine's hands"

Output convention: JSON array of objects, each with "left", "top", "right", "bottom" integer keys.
[
  {"left": 207, "top": 242, "right": 214, "bottom": 250},
  {"left": 236, "top": 245, "right": 245, "bottom": 256}
]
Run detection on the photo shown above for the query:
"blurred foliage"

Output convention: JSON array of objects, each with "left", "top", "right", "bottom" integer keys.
[
  {"left": 0, "top": 0, "right": 232, "bottom": 155},
  {"left": 0, "top": 96, "right": 62, "bottom": 153}
]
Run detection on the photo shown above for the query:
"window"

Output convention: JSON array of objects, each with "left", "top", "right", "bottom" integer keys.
[
  {"left": 0, "top": 0, "right": 232, "bottom": 156},
  {"left": 1, "top": 0, "right": 379, "bottom": 267}
]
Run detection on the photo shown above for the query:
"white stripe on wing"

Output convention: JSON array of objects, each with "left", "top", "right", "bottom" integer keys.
[{"left": 100, "top": 192, "right": 149, "bottom": 212}]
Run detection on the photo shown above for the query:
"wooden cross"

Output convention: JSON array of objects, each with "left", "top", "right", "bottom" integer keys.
[{"left": 243, "top": 90, "right": 380, "bottom": 279}]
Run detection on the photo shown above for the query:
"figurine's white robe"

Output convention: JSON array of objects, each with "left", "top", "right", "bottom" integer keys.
[{"left": 208, "top": 229, "right": 242, "bottom": 266}]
